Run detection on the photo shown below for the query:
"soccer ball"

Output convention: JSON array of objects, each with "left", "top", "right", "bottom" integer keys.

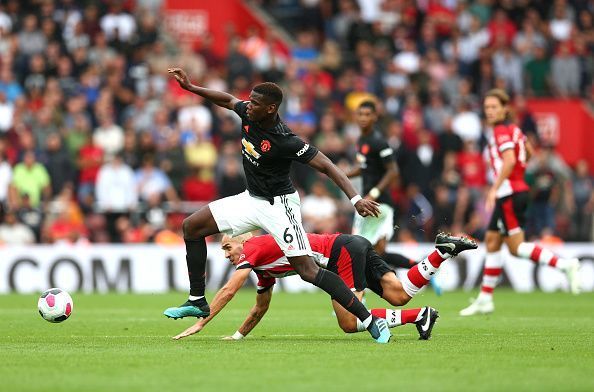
[{"left": 38, "top": 288, "right": 73, "bottom": 323}]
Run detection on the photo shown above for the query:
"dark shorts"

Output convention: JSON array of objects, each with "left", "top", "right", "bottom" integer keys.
[
  {"left": 328, "top": 234, "right": 394, "bottom": 297},
  {"left": 487, "top": 191, "right": 529, "bottom": 236}
]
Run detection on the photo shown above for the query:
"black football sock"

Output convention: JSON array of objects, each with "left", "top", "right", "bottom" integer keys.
[
  {"left": 383, "top": 252, "right": 416, "bottom": 269},
  {"left": 185, "top": 237, "right": 207, "bottom": 298},
  {"left": 314, "top": 268, "right": 371, "bottom": 322}
]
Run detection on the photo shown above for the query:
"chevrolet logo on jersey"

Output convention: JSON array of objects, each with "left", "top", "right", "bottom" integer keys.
[{"left": 242, "top": 138, "right": 261, "bottom": 159}]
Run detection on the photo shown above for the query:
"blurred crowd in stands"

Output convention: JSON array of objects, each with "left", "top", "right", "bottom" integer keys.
[{"left": 0, "top": 0, "right": 593, "bottom": 246}]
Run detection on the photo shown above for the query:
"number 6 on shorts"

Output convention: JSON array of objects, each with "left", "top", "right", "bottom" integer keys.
[{"left": 283, "top": 228, "right": 294, "bottom": 243}]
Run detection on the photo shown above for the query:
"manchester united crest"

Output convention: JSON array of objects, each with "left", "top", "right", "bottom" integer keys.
[{"left": 261, "top": 140, "right": 271, "bottom": 152}]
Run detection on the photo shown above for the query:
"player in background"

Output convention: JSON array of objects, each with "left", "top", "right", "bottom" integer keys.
[
  {"left": 346, "top": 100, "right": 442, "bottom": 294},
  {"left": 460, "top": 89, "right": 581, "bottom": 316},
  {"left": 172, "top": 232, "right": 477, "bottom": 341},
  {"left": 165, "top": 68, "right": 391, "bottom": 343}
]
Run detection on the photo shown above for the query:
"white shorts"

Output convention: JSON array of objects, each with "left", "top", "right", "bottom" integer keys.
[
  {"left": 208, "top": 190, "right": 312, "bottom": 257},
  {"left": 352, "top": 203, "right": 394, "bottom": 246}
]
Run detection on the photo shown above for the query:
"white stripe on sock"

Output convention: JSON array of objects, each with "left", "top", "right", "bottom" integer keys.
[
  {"left": 417, "top": 258, "right": 438, "bottom": 280},
  {"left": 401, "top": 274, "right": 420, "bottom": 297},
  {"left": 385, "top": 309, "right": 402, "bottom": 327}
]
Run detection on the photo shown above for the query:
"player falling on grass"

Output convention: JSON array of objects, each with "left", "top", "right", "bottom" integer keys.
[
  {"left": 460, "top": 89, "right": 581, "bottom": 316},
  {"left": 165, "top": 68, "right": 391, "bottom": 343},
  {"left": 172, "top": 232, "right": 477, "bottom": 341},
  {"left": 345, "top": 100, "right": 442, "bottom": 294}
]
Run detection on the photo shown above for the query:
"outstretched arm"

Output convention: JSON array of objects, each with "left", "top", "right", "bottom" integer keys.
[
  {"left": 172, "top": 268, "right": 251, "bottom": 340},
  {"left": 168, "top": 67, "right": 240, "bottom": 110},
  {"left": 308, "top": 152, "right": 380, "bottom": 217},
  {"left": 222, "top": 289, "right": 273, "bottom": 340}
]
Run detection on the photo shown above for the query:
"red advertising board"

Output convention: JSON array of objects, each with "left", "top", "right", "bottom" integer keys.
[
  {"left": 526, "top": 99, "right": 594, "bottom": 172},
  {"left": 162, "top": 0, "right": 289, "bottom": 58}
]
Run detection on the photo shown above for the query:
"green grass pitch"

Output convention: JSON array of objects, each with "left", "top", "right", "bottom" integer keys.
[{"left": 1, "top": 290, "right": 593, "bottom": 392}]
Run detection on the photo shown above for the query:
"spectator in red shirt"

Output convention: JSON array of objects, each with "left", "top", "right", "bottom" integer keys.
[
  {"left": 488, "top": 9, "right": 517, "bottom": 47},
  {"left": 457, "top": 140, "right": 487, "bottom": 192},
  {"left": 77, "top": 131, "right": 103, "bottom": 210},
  {"left": 182, "top": 167, "right": 217, "bottom": 202}
]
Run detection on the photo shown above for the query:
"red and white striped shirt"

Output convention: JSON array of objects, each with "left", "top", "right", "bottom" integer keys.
[
  {"left": 487, "top": 121, "right": 529, "bottom": 198},
  {"left": 236, "top": 233, "right": 340, "bottom": 291}
]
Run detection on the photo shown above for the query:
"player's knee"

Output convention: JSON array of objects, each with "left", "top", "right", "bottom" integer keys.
[
  {"left": 395, "top": 291, "right": 411, "bottom": 306},
  {"left": 485, "top": 234, "right": 501, "bottom": 252},
  {"left": 384, "top": 289, "right": 410, "bottom": 306},
  {"left": 290, "top": 257, "right": 319, "bottom": 283},
  {"left": 182, "top": 217, "right": 196, "bottom": 237},
  {"left": 183, "top": 216, "right": 207, "bottom": 238},
  {"left": 297, "top": 264, "right": 319, "bottom": 283},
  {"left": 508, "top": 243, "right": 520, "bottom": 256}
]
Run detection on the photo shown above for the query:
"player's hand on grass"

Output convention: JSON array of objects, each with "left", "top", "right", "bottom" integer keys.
[
  {"left": 355, "top": 198, "right": 380, "bottom": 218},
  {"left": 167, "top": 67, "right": 191, "bottom": 90},
  {"left": 172, "top": 321, "right": 204, "bottom": 340}
]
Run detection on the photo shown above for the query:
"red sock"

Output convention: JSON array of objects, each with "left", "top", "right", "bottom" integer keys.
[
  {"left": 371, "top": 308, "right": 386, "bottom": 318},
  {"left": 427, "top": 250, "right": 447, "bottom": 267},
  {"left": 401, "top": 308, "right": 422, "bottom": 324}
]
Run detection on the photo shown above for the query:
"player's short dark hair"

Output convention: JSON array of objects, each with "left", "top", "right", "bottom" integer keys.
[
  {"left": 253, "top": 82, "right": 283, "bottom": 106},
  {"left": 358, "top": 100, "right": 377, "bottom": 112}
]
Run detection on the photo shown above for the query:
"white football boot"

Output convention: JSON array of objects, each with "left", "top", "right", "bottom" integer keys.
[
  {"left": 459, "top": 296, "right": 495, "bottom": 316},
  {"left": 561, "top": 258, "right": 581, "bottom": 295}
]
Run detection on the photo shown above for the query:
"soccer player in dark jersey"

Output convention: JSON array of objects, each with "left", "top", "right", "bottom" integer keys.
[
  {"left": 164, "top": 68, "right": 391, "bottom": 343},
  {"left": 345, "top": 101, "right": 442, "bottom": 293},
  {"left": 171, "top": 232, "right": 476, "bottom": 341},
  {"left": 460, "top": 89, "right": 580, "bottom": 316},
  {"left": 347, "top": 101, "right": 398, "bottom": 254}
]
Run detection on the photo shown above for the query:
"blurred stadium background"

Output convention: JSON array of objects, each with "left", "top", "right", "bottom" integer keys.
[{"left": 0, "top": 0, "right": 593, "bottom": 295}]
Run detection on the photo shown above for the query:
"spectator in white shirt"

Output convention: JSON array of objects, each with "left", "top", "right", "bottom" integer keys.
[
  {"left": 393, "top": 39, "right": 420, "bottom": 75},
  {"left": 452, "top": 101, "right": 482, "bottom": 142},
  {"left": 93, "top": 113, "right": 124, "bottom": 159},
  {"left": 100, "top": 2, "right": 137, "bottom": 42},
  {"left": 0, "top": 91, "right": 13, "bottom": 132},
  {"left": 177, "top": 95, "right": 213, "bottom": 139},
  {"left": 301, "top": 180, "right": 338, "bottom": 233},
  {"left": 95, "top": 153, "right": 137, "bottom": 212},
  {"left": 0, "top": 149, "right": 11, "bottom": 204},
  {"left": 549, "top": 4, "right": 574, "bottom": 42},
  {"left": 0, "top": 210, "right": 35, "bottom": 244}
]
